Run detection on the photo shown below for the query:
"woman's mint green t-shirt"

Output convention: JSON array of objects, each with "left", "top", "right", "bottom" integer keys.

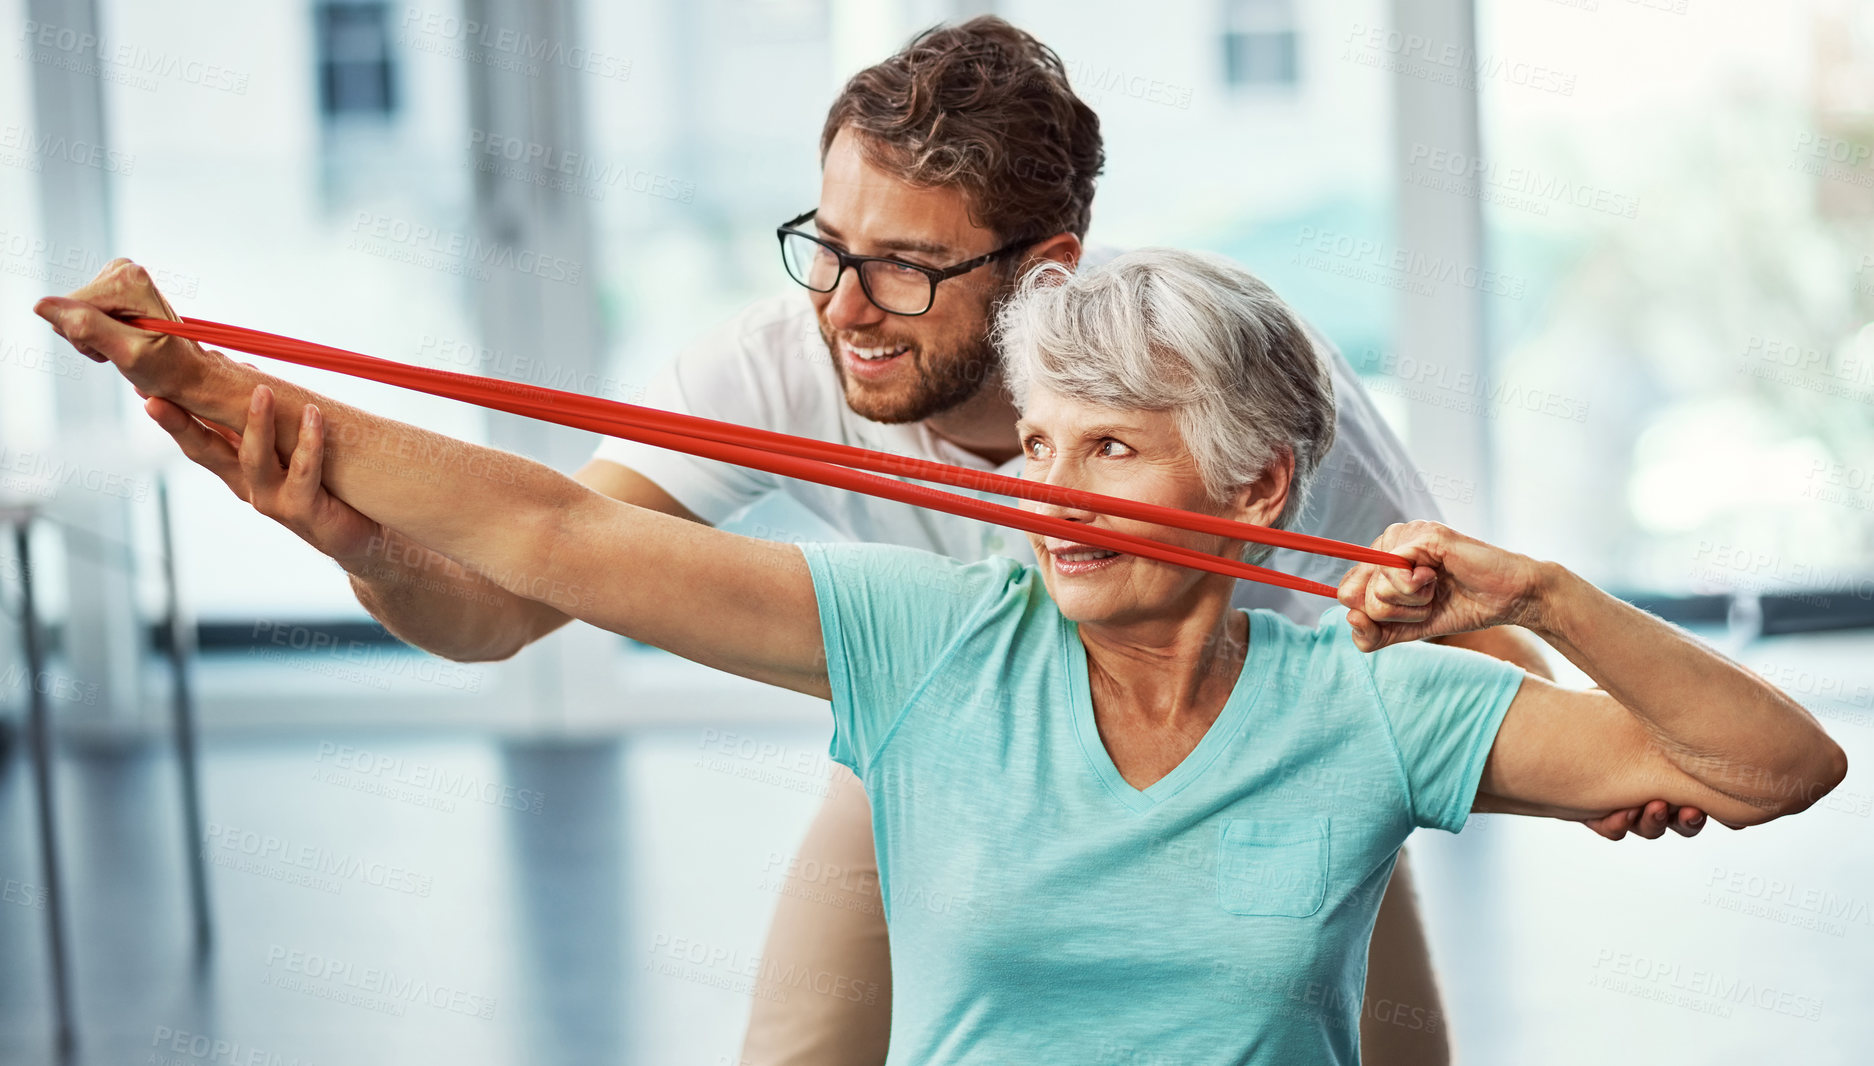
[{"left": 800, "top": 541, "right": 1525, "bottom": 1066}]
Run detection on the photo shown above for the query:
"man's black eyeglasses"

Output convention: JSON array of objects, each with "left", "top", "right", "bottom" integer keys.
[{"left": 776, "top": 209, "right": 1033, "bottom": 316}]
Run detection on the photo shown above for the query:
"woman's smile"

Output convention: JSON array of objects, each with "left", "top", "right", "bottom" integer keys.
[{"left": 1046, "top": 541, "right": 1127, "bottom": 577}]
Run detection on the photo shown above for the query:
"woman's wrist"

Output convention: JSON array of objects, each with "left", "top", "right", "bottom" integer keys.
[
  {"left": 173, "top": 344, "right": 251, "bottom": 426},
  {"left": 1511, "top": 558, "right": 1577, "bottom": 640}
]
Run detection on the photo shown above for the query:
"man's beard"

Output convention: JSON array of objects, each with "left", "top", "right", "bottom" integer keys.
[{"left": 819, "top": 289, "right": 1011, "bottom": 425}]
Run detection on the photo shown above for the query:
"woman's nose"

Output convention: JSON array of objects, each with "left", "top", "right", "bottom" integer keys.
[{"left": 1032, "top": 463, "right": 1099, "bottom": 523}]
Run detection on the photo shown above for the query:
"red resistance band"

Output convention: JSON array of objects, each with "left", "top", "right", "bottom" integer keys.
[{"left": 125, "top": 315, "right": 1413, "bottom": 599}]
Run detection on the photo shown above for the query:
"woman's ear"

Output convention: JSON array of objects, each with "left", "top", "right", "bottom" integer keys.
[{"left": 1230, "top": 452, "right": 1295, "bottom": 529}]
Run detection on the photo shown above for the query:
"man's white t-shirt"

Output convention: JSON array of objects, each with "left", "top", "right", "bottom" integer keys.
[{"left": 592, "top": 292, "right": 1444, "bottom": 626}]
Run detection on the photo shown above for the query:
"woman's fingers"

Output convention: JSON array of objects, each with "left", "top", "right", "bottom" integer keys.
[
  {"left": 1338, "top": 546, "right": 1453, "bottom": 649},
  {"left": 67, "top": 258, "right": 180, "bottom": 321},
  {"left": 1335, "top": 565, "right": 1370, "bottom": 614},
  {"left": 1374, "top": 565, "right": 1436, "bottom": 605},
  {"left": 1346, "top": 608, "right": 1377, "bottom": 651},
  {"left": 1346, "top": 608, "right": 1433, "bottom": 652},
  {"left": 1359, "top": 566, "right": 1436, "bottom": 626}
]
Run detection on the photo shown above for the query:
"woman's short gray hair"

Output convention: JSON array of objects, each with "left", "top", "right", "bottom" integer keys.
[{"left": 995, "top": 249, "right": 1337, "bottom": 557}]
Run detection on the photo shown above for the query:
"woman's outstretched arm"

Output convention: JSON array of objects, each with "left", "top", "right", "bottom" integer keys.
[
  {"left": 1338, "top": 521, "right": 1848, "bottom": 829},
  {"left": 36, "top": 263, "right": 831, "bottom": 699}
]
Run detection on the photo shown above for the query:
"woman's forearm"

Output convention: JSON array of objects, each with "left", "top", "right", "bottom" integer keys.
[
  {"left": 180, "top": 352, "right": 584, "bottom": 606},
  {"left": 1526, "top": 563, "right": 1847, "bottom": 815}
]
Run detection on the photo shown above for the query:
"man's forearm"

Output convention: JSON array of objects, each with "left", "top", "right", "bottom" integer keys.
[
  {"left": 1529, "top": 564, "right": 1846, "bottom": 815},
  {"left": 343, "top": 525, "right": 575, "bottom": 661}
]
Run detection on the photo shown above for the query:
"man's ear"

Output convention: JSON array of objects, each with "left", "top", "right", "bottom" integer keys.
[
  {"left": 1231, "top": 452, "right": 1295, "bottom": 530},
  {"left": 1026, "top": 232, "right": 1081, "bottom": 271}
]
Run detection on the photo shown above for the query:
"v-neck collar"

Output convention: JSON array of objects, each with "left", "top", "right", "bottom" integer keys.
[{"left": 1063, "top": 608, "right": 1273, "bottom": 814}]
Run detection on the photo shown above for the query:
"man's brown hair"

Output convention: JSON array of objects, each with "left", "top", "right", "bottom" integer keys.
[{"left": 820, "top": 15, "right": 1105, "bottom": 244}]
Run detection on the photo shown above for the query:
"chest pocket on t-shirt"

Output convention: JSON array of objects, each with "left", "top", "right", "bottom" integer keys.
[{"left": 1217, "top": 817, "right": 1331, "bottom": 917}]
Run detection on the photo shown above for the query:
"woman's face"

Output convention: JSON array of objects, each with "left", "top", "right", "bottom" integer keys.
[{"left": 1016, "top": 386, "right": 1288, "bottom": 626}]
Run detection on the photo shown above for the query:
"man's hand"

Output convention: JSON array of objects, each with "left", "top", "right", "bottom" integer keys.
[
  {"left": 1582, "top": 799, "right": 1707, "bottom": 840},
  {"left": 33, "top": 258, "right": 226, "bottom": 403},
  {"left": 144, "top": 389, "right": 387, "bottom": 569}
]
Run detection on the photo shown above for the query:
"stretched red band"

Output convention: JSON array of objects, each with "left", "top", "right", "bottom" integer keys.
[{"left": 127, "top": 315, "right": 1415, "bottom": 599}]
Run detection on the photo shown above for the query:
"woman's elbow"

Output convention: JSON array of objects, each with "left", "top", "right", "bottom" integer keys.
[
  {"left": 1734, "top": 738, "right": 1850, "bottom": 826},
  {"left": 1779, "top": 739, "right": 1849, "bottom": 818}
]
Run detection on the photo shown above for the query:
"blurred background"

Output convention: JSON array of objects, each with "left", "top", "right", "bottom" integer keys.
[{"left": 0, "top": 0, "right": 1870, "bottom": 1063}]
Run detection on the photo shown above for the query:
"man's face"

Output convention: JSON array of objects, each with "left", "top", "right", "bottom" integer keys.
[{"left": 809, "top": 128, "right": 1014, "bottom": 424}]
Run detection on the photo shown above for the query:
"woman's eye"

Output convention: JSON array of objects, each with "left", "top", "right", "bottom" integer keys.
[
  {"left": 1024, "top": 437, "right": 1050, "bottom": 459},
  {"left": 1098, "top": 438, "right": 1131, "bottom": 457}
]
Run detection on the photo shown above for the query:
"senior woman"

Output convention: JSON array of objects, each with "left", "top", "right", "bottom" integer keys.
[{"left": 39, "top": 251, "right": 1845, "bottom": 1063}]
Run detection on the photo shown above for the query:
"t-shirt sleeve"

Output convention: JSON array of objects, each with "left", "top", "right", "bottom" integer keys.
[
  {"left": 590, "top": 312, "right": 791, "bottom": 523},
  {"left": 798, "top": 541, "right": 1020, "bottom": 778},
  {"left": 1347, "top": 612, "right": 1527, "bottom": 833}
]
